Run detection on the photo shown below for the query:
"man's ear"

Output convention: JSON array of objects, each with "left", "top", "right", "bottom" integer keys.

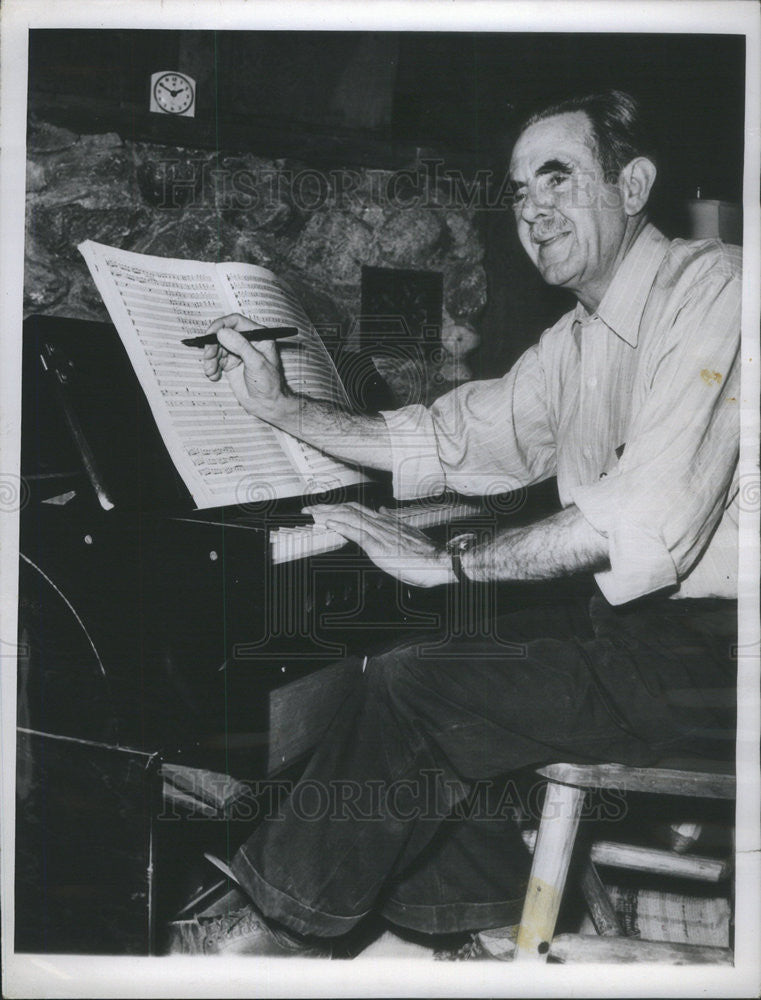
[{"left": 619, "top": 157, "right": 657, "bottom": 216}]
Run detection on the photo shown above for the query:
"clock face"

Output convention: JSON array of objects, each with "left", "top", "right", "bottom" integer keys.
[{"left": 153, "top": 73, "right": 194, "bottom": 115}]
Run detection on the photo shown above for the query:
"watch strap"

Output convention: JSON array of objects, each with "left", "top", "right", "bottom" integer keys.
[{"left": 446, "top": 533, "right": 478, "bottom": 584}]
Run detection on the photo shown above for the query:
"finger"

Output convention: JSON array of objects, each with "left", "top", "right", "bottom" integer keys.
[
  {"left": 217, "top": 327, "right": 273, "bottom": 367},
  {"left": 310, "top": 503, "right": 394, "bottom": 530},
  {"left": 324, "top": 519, "right": 363, "bottom": 545},
  {"left": 316, "top": 501, "right": 375, "bottom": 514},
  {"left": 305, "top": 501, "right": 366, "bottom": 515},
  {"left": 205, "top": 313, "right": 262, "bottom": 336},
  {"left": 202, "top": 344, "right": 221, "bottom": 373},
  {"left": 249, "top": 338, "right": 280, "bottom": 366},
  {"left": 202, "top": 342, "right": 224, "bottom": 380},
  {"left": 203, "top": 348, "right": 240, "bottom": 379},
  {"left": 323, "top": 511, "right": 400, "bottom": 545}
]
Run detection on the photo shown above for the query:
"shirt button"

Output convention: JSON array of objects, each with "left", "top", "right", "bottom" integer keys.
[{"left": 588, "top": 376, "right": 598, "bottom": 388}]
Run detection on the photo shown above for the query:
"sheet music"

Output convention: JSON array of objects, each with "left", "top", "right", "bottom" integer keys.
[
  {"left": 78, "top": 242, "right": 368, "bottom": 508},
  {"left": 220, "top": 263, "right": 364, "bottom": 493}
]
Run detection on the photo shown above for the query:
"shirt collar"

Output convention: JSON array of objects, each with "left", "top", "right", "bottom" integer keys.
[{"left": 575, "top": 222, "right": 671, "bottom": 347}]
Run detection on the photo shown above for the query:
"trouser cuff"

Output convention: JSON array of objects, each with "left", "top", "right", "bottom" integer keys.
[
  {"left": 381, "top": 893, "right": 525, "bottom": 935},
  {"left": 232, "top": 847, "right": 370, "bottom": 939}
]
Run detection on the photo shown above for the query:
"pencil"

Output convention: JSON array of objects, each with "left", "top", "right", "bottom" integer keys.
[{"left": 182, "top": 326, "right": 299, "bottom": 348}]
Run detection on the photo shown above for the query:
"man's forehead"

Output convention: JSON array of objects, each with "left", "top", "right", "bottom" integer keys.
[{"left": 510, "top": 111, "right": 596, "bottom": 178}]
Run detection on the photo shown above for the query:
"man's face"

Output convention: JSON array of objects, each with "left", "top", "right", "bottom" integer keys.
[{"left": 509, "top": 111, "right": 629, "bottom": 310}]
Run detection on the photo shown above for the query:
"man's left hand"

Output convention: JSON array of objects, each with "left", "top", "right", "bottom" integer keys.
[{"left": 306, "top": 502, "right": 455, "bottom": 588}]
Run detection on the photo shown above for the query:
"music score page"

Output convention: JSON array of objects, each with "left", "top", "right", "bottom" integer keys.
[{"left": 78, "top": 241, "right": 369, "bottom": 509}]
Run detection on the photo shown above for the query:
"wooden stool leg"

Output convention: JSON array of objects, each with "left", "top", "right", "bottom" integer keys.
[
  {"left": 514, "top": 780, "right": 586, "bottom": 961},
  {"left": 580, "top": 860, "right": 623, "bottom": 936}
]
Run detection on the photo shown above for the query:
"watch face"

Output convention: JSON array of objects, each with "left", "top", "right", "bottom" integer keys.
[{"left": 153, "top": 73, "right": 194, "bottom": 115}]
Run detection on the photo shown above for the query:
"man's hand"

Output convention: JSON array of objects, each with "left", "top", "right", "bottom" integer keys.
[
  {"left": 200, "top": 314, "right": 395, "bottom": 473},
  {"left": 308, "top": 502, "right": 456, "bottom": 588},
  {"left": 202, "top": 313, "right": 294, "bottom": 422}
]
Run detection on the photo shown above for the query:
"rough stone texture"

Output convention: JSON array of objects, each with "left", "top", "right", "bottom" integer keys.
[
  {"left": 26, "top": 119, "right": 80, "bottom": 153},
  {"left": 24, "top": 116, "right": 486, "bottom": 394},
  {"left": 376, "top": 209, "right": 445, "bottom": 266}
]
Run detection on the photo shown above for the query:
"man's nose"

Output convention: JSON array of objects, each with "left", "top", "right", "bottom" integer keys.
[{"left": 520, "top": 186, "right": 553, "bottom": 223}]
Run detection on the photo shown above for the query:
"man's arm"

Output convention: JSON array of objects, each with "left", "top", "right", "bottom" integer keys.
[
  {"left": 203, "top": 316, "right": 393, "bottom": 471},
  {"left": 315, "top": 501, "right": 609, "bottom": 587},
  {"left": 462, "top": 504, "right": 610, "bottom": 582}
]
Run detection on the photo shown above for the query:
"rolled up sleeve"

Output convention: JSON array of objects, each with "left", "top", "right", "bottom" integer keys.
[
  {"left": 381, "top": 342, "right": 557, "bottom": 500},
  {"left": 570, "top": 269, "right": 741, "bottom": 605}
]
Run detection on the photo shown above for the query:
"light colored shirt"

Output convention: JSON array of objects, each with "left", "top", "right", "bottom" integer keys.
[{"left": 381, "top": 223, "right": 742, "bottom": 606}]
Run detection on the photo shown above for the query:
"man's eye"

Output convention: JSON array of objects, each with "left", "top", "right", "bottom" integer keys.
[
  {"left": 512, "top": 188, "right": 526, "bottom": 206},
  {"left": 548, "top": 172, "right": 569, "bottom": 187}
]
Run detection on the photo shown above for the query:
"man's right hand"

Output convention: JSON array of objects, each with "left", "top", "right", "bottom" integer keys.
[
  {"left": 202, "top": 313, "right": 295, "bottom": 422},
  {"left": 201, "top": 313, "right": 394, "bottom": 474}
]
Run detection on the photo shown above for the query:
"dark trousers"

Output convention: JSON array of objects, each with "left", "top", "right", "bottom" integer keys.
[{"left": 231, "top": 589, "right": 736, "bottom": 937}]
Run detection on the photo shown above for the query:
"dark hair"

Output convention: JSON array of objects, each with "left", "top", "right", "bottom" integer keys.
[{"left": 522, "top": 90, "right": 657, "bottom": 183}]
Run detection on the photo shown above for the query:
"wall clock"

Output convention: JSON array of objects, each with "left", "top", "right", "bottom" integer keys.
[{"left": 149, "top": 71, "right": 196, "bottom": 117}]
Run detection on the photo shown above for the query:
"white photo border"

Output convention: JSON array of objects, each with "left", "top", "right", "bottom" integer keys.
[{"left": 1, "top": 1, "right": 759, "bottom": 997}]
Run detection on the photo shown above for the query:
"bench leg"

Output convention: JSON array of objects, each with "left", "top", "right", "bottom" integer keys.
[{"left": 514, "top": 780, "right": 586, "bottom": 961}]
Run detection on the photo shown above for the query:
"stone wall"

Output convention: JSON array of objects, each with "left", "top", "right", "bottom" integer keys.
[{"left": 25, "top": 116, "right": 487, "bottom": 400}]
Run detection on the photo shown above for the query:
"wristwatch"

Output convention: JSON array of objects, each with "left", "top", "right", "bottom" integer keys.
[{"left": 445, "top": 532, "right": 478, "bottom": 584}]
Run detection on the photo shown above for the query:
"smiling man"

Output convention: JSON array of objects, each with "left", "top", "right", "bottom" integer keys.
[{"left": 174, "top": 90, "right": 741, "bottom": 956}]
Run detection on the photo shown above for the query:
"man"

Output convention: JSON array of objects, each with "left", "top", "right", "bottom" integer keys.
[{"left": 173, "top": 90, "right": 740, "bottom": 955}]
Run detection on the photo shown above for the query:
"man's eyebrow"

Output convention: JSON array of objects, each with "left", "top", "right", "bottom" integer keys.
[
  {"left": 535, "top": 158, "right": 574, "bottom": 177},
  {"left": 509, "top": 158, "right": 574, "bottom": 190}
]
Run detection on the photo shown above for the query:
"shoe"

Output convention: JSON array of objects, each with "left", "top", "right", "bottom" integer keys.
[
  {"left": 168, "top": 904, "right": 326, "bottom": 957},
  {"left": 476, "top": 923, "right": 518, "bottom": 961}
]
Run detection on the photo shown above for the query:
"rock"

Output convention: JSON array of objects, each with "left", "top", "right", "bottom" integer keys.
[
  {"left": 136, "top": 154, "right": 205, "bottom": 209},
  {"left": 69, "top": 267, "right": 111, "bottom": 319},
  {"left": 131, "top": 208, "right": 240, "bottom": 262},
  {"left": 231, "top": 230, "right": 278, "bottom": 269},
  {"left": 351, "top": 203, "right": 386, "bottom": 228},
  {"left": 290, "top": 211, "right": 376, "bottom": 285},
  {"left": 27, "top": 118, "right": 79, "bottom": 152},
  {"left": 376, "top": 209, "right": 444, "bottom": 266},
  {"left": 29, "top": 141, "right": 137, "bottom": 209},
  {"left": 444, "top": 262, "right": 487, "bottom": 321},
  {"left": 444, "top": 211, "right": 484, "bottom": 262},
  {"left": 22, "top": 119, "right": 491, "bottom": 351},
  {"left": 24, "top": 258, "right": 70, "bottom": 312},
  {"left": 222, "top": 195, "right": 292, "bottom": 234},
  {"left": 283, "top": 274, "right": 349, "bottom": 333},
  {"left": 29, "top": 204, "right": 155, "bottom": 263},
  {"left": 26, "top": 160, "right": 46, "bottom": 193},
  {"left": 75, "top": 132, "right": 123, "bottom": 154}
]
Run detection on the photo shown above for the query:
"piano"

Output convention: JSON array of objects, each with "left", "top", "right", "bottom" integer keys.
[{"left": 18, "top": 314, "right": 565, "bottom": 954}]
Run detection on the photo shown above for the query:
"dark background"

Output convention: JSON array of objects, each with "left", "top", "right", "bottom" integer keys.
[
  {"left": 27, "top": 29, "right": 745, "bottom": 201},
  {"left": 27, "top": 30, "right": 747, "bottom": 376}
]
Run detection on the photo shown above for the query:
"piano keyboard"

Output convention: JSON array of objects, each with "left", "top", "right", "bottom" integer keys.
[{"left": 270, "top": 499, "right": 482, "bottom": 564}]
